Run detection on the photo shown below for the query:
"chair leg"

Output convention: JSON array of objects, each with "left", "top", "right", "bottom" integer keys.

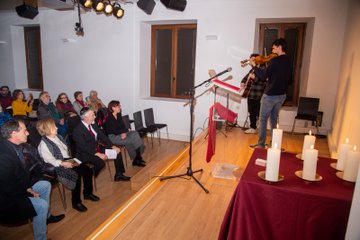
[
  {"left": 105, "top": 160, "right": 113, "bottom": 181},
  {"left": 166, "top": 126, "right": 169, "bottom": 141},
  {"left": 57, "top": 183, "right": 67, "bottom": 211},
  {"left": 291, "top": 119, "right": 296, "bottom": 134},
  {"left": 157, "top": 129, "right": 161, "bottom": 143}
]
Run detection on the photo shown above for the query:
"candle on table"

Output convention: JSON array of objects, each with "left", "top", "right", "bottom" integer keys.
[
  {"left": 336, "top": 138, "right": 352, "bottom": 171},
  {"left": 272, "top": 124, "right": 283, "bottom": 149},
  {"left": 265, "top": 143, "right": 281, "bottom": 181},
  {"left": 301, "top": 130, "right": 316, "bottom": 160},
  {"left": 343, "top": 146, "right": 360, "bottom": 182},
  {"left": 302, "top": 145, "right": 318, "bottom": 180}
]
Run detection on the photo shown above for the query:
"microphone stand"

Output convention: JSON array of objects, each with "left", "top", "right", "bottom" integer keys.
[{"left": 159, "top": 77, "right": 215, "bottom": 193}]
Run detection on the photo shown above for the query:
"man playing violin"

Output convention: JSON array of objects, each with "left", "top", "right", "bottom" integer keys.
[
  {"left": 240, "top": 53, "right": 266, "bottom": 134},
  {"left": 250, "top": 38, "right": 292, "bottom": 148}
]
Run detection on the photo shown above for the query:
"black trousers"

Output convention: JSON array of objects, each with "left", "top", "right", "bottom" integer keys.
[
  {"left": 247, "top": 98, "right": 261, "bottom": 129},
  {"left": 72, "top": 164, "right": 93, "bottom": 204}
]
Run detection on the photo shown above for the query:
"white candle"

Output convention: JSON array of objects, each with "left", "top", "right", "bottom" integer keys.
[
  {"left": 301, "top": 131, "right": 316, "bottom": 160},
  {"left": 302, "top": 145, "right": 318, "bottom": 180},
  {"left": 343, "top": 146, "right": 360, "bottom": 182},
  {"left": 272, "top": 124, "right": 283, "bottom": 149},
  {"left": 265, "top": 144, "right": 281, "bottom": 181},
  {"left": 337, "top": 138, "right": 352, "bottom": 171}
]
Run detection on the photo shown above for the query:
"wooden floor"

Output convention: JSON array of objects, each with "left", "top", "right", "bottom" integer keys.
[{"left": 0, "top": 127, "right": 330, "bottom": 240}]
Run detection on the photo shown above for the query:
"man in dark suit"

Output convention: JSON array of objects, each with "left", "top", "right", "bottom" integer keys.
[
  {"left": 0, "top": 119, "right": 62, "bottom": 240},
  {"left": 72, "top": 107, "right": 130, "bottom": 183}
]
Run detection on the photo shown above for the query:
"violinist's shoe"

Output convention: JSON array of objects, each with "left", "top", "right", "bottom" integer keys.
[{"left": 244, "top": 128, "right": 257, "bottom": 134}]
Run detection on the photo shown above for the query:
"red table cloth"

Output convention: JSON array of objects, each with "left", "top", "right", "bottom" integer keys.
[{"left": 219, "top": 148, "right": 355, "bottom": 240}]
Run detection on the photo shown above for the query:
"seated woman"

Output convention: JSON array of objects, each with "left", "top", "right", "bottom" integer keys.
[
  {"left": 72, "top": 91, "right": 87, "bottom": 115},
  {"left": 55, "top": 93, "right": 77, "bottom": 118},
  {"left": 105, "top": 100, "right": 146, "bottom": 167},
  {"left": 55, "top": 92, "right": 80, "bottom": 133},
  {"left": 11, "top": 89, "right": 34, "bottom": 120},
  {"left": 36, "top": 118, "right": 99, "bottom": 213}
]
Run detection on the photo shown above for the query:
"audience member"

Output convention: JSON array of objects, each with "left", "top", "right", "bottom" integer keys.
[
  {"left": 105, "top": 100, "right": 146, "bottom": 167},
  {"left": 0, "top": 119, "right": 49, "bottom": 240},
  {"left": 55, "top": 92, "right": 81, "bottom": 133},
  {"left": 72, "top": 107, "right": 130, "bottom": 181},
  {"left": 37, "top": 118, "right": 98, "bottom": 212},
  {"left": 20, "top": 142, "right": 66, "bottom": 222},
  {"left": 55, "top": 93, "right": 77, "bottom": 118},
  {"left": 0, "top": 85, "right": 13, "bottom": 113},
  {"left": 37, "top": 91, "right": 68, "bottom": 138},
  {"left": 72, "top": 91, "right": 88, "bottom": 115},
  {"left": 12, "top": 89, "right": 34, "bottom": 120},
  {"left": 86, "top": 90, "right": 106, "bottom": 113}
]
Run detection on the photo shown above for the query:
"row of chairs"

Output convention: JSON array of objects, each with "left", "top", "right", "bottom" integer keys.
[{"left": 122, "top": 108, "right": 169, "bottom": 147}]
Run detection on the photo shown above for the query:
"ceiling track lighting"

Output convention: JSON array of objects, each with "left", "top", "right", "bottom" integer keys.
[{"left": 78, "top": 0, "right": 125, "bottom": 19}]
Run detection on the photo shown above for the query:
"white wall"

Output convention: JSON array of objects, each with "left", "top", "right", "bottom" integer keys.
[{"left": 0, "top": 0, "right": 349, "bottom": 141}]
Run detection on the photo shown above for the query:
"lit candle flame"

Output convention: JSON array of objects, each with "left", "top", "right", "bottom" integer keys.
[
  {"left": 274, "top": 143, "right": 278, "bottom": 149},
  {"left": 310, "top": 145, "right": 314, "bottom": 149},
  {"left": 346, "top": 138, "right": 349, "bottom": 144},
  {"left": 309, "top": 130, "right": 312, "bottom": 136},
  {"left": 276, "top": 124, "right": 279, "bottom": 129},
  {"left": 354, "top": 145, "right": 357, "bottom": 151}
]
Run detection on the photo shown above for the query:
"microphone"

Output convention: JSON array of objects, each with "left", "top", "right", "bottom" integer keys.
[{"left": 211, "top": 67, "right": 232, "bottom": 79}]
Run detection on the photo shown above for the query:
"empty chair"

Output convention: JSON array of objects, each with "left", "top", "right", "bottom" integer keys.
[
  {"left": 291, "top": 97, "right": 320, "bottom": 134},
  {"left": 133, "top": 110, "right": 157, "bottom": 146},
  {"left": 144, "top": 108, "right": 169, "bottom": 142},
  {"left": 122, "top": 114, "right": 132, "bottom": 130}
]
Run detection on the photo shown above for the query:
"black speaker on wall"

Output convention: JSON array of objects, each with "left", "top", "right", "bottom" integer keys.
[
  {"left": 15, "top": 3, "right": 39, "bottom": 19},
  {"left": 137, "top": 0, "right": 156, "bottom": 15},
  {"left": 160, "top": 0, "right": 187, "bottom": 12}
]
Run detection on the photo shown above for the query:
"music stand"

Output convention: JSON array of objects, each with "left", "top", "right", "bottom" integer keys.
[{"left": 159, "top": 79, "right": 212, "bottom": 193}]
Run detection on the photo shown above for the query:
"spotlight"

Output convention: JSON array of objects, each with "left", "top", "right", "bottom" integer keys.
[
  {"left": 92, "top": 0, "right": 105, "bottom": 12},
  {"left": 113, "top": 3, "right": 124, "bottom": 19},
  {"left": 79, "top": 0, "right": 93, "bottom": 8},
  {"left": 104, "top": 1, "right": 113, "bottom": 14}
]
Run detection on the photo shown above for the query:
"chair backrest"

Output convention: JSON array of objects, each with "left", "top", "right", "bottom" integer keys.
[
  {"left": 133, "top": 111, "right": 145, "bottom": 130},
  {"left": 122, "top": 114, "right": 131, "bottom": 129},
  {"left": 144, "top": 108, "right": 155, "bottom": 127},
  {"left": 297, "top": 97, "right": 319, "bottom": 117}
]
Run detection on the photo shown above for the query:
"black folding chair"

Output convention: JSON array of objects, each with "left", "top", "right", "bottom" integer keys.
[
  {"left": 144, "top": 108, "right": 169, "bottom": 142},
  {"left": 133, "top": 110, "right": 157, "bottom": 147}
]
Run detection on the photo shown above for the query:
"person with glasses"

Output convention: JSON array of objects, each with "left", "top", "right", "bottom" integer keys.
[
  {"left": 105, "top": 100, "right": 146, "bottom": 167},
  {"left": 73, "top": 107, "right": 131, "bottom": 182},
  {"left": 37, "top": 91, "right": 68, "bottom": 138}
]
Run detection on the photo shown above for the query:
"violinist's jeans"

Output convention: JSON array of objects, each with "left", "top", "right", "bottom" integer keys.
[{"left": 257, "top": 94, "right": 286, "bottom": 147}]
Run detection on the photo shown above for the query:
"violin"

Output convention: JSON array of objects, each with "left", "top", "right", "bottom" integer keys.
[{"left": 241, "top": 53, "right": 278, "bottom": 67}]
